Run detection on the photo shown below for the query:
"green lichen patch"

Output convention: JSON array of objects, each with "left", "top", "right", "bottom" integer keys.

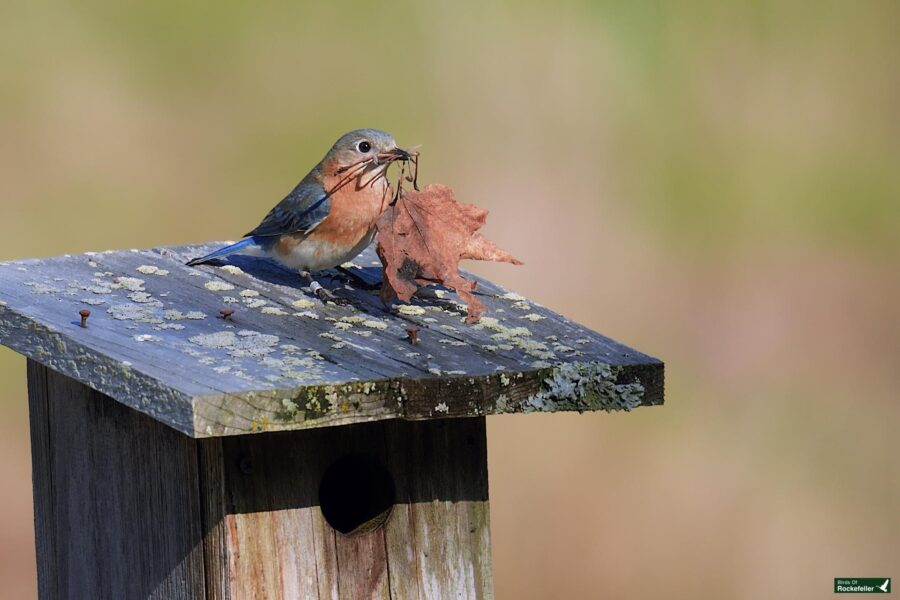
[
  {"left": 205, "top": 281, "right": 235, "bottom": 292},
  {"left": 189, "top": 330, "right": 280, "bottom": 358},
  {"left": 136, "top": 265, "right": 169, "bottom": 276},
  {"left": 164, "top": 310, "right": 207, "bottom": 321},
  {"left": 521, "top": 362, "right": 645, "bottom": 414},
  {"left": 128, "top": 292, "right": 161, "bottom": 305},
  {"left": 218, "top": 265, "right": 245, "bottom": 276},
  {"left": 114, "top": 277, "right": 146, "bottom": 292},
  {"left": 499, "top": 292, "right": 526, "bottom": 302},
  {"left": 274, "top": 379, "right": 398, "bottom": 424},
  {"left": 108, "top": 303, "right": 162, "bottom": 323},
  {"left": 24, "top": 282, "right": 61, "bottom": 295},
  {"left": 474, "top": 317, "right": 555, "bottom": 360},
  {"left": 281, "top": 397, "right": 299, "bottom": 417},
  {"left": 291, "top": 298, "right": 316, "bottom": 309},
  {"left": 339, "top": 316, "right": 366, "bottom": 324}
]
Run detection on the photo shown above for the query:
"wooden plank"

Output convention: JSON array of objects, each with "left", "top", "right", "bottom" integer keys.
[
  {"left": 26, "top": 360, "right": 58, "bottom": 600},
  {"left": 204, "top": 418, "right": 492, "bottom": 599},
  {"left": 1, "top": 244, "right": 664, "bottom": 437},
  {"left": 27, "top": 361, "right": 208, "bottom": 599},
  {"left": 198, "top": 438, "right": 229, "bottom": 600},
  {"left": 383, "top": 419, "right": 492, "bottom": 600}
]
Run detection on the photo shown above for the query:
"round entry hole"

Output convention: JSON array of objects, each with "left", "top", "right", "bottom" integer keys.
[{"left": 319, "top": 454, "right": 395, "bottom": 535}]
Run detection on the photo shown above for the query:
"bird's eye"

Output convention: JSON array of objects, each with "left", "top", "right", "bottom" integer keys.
[{"left": 357, "top": 140, "right": 372, "bottom": 153}]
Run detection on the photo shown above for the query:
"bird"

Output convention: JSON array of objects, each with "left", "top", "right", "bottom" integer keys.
[{"left": 186, "top": 129, "right": 411, "bottom": 302}]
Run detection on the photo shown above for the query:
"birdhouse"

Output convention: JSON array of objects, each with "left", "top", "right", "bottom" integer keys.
[{"left": 0, "top": 243, "right": 664, "bottom": 599}]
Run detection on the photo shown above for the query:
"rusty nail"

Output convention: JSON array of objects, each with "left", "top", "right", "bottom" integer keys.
[
  {"left": 79, "top": 309, "right": 91, "bottom": 328},
  {"left": 219, "top": 309, "right": 235, "bottom": 321},
  {"left": 405, "top": 327, "right": 419, "bottom": 345}
]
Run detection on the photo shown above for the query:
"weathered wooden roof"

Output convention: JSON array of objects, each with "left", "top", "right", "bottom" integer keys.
[{"left": 0, "top": 243, "right": 664, "bottom": 437}]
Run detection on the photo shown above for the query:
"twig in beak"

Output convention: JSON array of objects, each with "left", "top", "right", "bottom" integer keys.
[
  {"left": 409, "top": 154, "right": 419, "bottom": 191},
  {"left": 329, "top": 159, "right": 373, "bottom": 194},
  {"left": 335, "top": 156, "right": 374, "bottom": 176},
  {"left": 392, "top": 160, "right": 408, "bottom": 204}
]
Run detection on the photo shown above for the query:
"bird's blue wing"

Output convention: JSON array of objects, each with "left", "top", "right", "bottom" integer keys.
[{"left": 245, "top": 181, "right": 331, "bottom": 238}]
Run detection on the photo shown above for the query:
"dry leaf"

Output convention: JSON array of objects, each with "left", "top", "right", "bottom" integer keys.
[{"left": 375, "top": 184, "right": 522, "bottom": 323}]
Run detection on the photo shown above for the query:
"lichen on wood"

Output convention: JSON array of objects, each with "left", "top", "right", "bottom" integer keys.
[
  {"left": 0, "top": 243, "right": 664, "bottom": 437},
  {"left": 523, "top": 361, "right": 645, "bottom": 413}
]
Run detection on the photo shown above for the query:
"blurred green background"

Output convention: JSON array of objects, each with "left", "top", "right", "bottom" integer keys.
[{"left": 1, "top": 1, "right": 898, "bottom": 598}]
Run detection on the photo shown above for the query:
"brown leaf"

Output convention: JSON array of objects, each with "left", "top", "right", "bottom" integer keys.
[{"left": 375, "top": 184, "right": 522, "bottom": 323}]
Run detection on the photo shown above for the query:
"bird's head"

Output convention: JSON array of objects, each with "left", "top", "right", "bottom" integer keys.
[{"left": 320, "top": 129, "right": 412, "bottom": 179}]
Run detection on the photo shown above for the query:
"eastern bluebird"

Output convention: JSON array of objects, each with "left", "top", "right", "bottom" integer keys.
[{"left": 187, "top": 129, "right": 411, "bottom": 301}]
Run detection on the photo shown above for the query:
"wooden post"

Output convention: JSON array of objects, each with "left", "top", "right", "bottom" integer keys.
[{"left": 1, "top": 243, "right": 664, "bottom": 599}]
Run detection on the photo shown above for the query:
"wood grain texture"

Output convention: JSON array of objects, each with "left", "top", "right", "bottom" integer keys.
[
  {"left": 3, "top": 243, "right": 663, "bottom": 437},
  {"left": 27, "top": 361, "right": 207, "bottom": 599},
  {"left": 208, "top": 417, "right": 492, "bottom": 599},
  {"left": 28, "top": 362, "right": 492, "bottom": 599},
  {"left": 197, "top": 438, "right": 229, "bottom": 600},
  {"left": 26, "top": 361, "right": 58, "bottom": 600}
]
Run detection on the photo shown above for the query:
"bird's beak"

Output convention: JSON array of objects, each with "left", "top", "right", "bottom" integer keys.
[
  {"left": 373, "top": 146, "right": 415, "bottom": 167},
  {"left": 386, "top": 147, "right": 411, "bottom": 161}
]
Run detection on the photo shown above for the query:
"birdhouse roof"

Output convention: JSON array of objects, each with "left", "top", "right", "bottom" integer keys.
[{"left": 0, "top": 243, "right": 663, "bottom": 438}]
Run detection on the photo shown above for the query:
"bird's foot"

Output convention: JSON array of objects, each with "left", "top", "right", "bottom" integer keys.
[
  {"left": 300, "top": 271, "right": 350, "bottom": 305},
  {"left": 309, "top": 280, "right": 349, "bottom": 306}
]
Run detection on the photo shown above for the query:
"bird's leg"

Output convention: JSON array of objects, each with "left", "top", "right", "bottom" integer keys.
[{"left": 300, "top": 271, "right": 348, "bottom": 305}]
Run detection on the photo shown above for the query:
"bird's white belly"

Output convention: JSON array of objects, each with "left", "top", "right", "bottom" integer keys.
[{"left": 273, "top": 228, "right": 376, "bottom": 272}]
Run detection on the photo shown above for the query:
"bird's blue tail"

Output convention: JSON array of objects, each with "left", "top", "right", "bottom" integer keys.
[{"left": 186, "top": 238, "right": 260, "bottom": 266}]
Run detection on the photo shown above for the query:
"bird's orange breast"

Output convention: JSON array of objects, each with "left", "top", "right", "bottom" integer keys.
[{"left": 305, "top": 175, "right": 391, "bottom": 249}]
